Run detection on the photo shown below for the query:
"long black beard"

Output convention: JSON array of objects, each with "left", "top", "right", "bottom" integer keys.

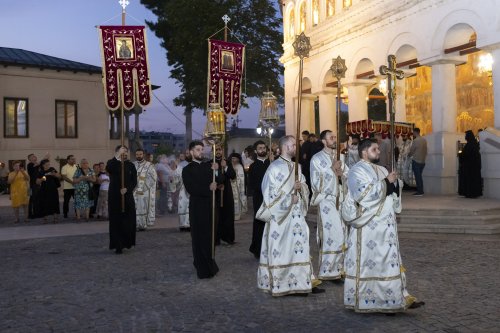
[
  {"left": 257, "top": 151, "right": 267, "bottom": 157},
  {"left": 136, "top": 158, "right": 144, "bottom": 162},
  {"left": 369, "top": 157, "right": 380, "bottom": 164}
]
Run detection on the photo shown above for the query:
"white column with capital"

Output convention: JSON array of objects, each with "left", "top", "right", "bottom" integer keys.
[
  {"left": 345, "top": 84, "right": 368, "bottom": 122},
  {"left": 424, "top": 60, "right": 463, "bottom": 195},
  {"left": 491, "top": 48, "right": 500, "bottom": 128},
  {"left": 318, "top": 89, "right": 337, "bottom": 134},
  {"left": 301, "top": 94, "right": 317, "bottom": 134}
]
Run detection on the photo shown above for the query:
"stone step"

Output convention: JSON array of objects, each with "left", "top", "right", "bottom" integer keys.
[
  {"left": 397, "top": 214, "right": 500, "bottom": 225},
  {"left": 397, "top": 223, "right": 500, "bottom": 235},
  {"left": 401, "top": 208, "right": 500, "bottom": 217}
]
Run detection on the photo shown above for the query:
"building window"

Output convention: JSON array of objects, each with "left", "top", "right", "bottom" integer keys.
[
  {"left": 4, "top": 98, "right": 28, "bottom": 138},
  {"left": 56, "top": 100, "right": 77, "bottom": 138},
  {"left": 289, "top": 10, "right": 295, "bottom": 40},
  {"left": 327, "top": 0, "right": 335, "bottom": 16},
  {"left": 312, "top": 0, "right": 319, "bottom": 26},
  {"left": 299, "top": 2, "right": 306, "bottom": 32}
]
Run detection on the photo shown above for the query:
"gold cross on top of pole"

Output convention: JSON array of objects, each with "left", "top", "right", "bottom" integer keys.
[{"left": 379, "top": 55, "right": 404, "bottom": 100}]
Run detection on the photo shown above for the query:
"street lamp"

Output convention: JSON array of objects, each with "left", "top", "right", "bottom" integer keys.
[{"left": 256, "top": 91, "right": 280, "bottom": 150}]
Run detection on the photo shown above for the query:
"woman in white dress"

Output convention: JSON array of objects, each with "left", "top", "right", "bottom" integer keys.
[{"left": 229, "top": 153, "right": 247, "bottom": 220}]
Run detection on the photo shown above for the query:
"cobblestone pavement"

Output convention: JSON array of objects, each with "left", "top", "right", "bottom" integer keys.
[{"left": 1, "top": 215, "right": 499, "bottom": 333}]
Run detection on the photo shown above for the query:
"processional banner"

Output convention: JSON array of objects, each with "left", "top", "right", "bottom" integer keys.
[
  {"left": 346, "top": 119, "right": 414, "bottom": 138},
  {"left": 208, "top": 39, "right": 245, "bottom": 115},
  {"left": 98, "top": 25, "right": 152, "bottom": 110}
]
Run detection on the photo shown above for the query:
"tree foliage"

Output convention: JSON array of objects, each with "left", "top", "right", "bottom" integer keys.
[{"left": 141, "top": 0, "right": 284, "bottom": 113}]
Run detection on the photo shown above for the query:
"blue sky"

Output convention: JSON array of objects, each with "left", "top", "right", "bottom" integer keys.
[{"left": 0, "top": 0, "right": 278, "bottom": 137}]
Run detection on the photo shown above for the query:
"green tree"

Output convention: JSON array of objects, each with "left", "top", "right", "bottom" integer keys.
[
  {"left": 141, "top": 0, "right": 284, "bottom": 144},
  {"left": 154, "top": 142, "right": 174, "bottom": 159}
]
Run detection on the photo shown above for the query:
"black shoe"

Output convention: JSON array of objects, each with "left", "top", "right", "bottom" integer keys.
[
  {"left": 409, "top": 301, "right": 425, "bottom": 309},
  {"left": 115, "top": 249, "right": 123, "bottom": 254},
  {"left": 312, "top": 287, "right": 326, "bottom": 294},
  {"left": 330, "top": 279, "right": 344, "bottom": 284},
  {"left": 286, "top": 293, "right": 308, "bottom": 297},
  {"left": 385, "top": 313, "right": 396, "bottom": 316}
]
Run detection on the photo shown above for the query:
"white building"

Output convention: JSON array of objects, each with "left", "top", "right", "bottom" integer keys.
[
  {"left": 281, "top": 0, "right": 500, "bottom": 198},
  {"left": 0, "top": 47, "right": 121, "bottom": 168}
]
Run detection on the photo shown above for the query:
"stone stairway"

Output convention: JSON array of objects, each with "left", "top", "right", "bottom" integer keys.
[
  {"left": 306, "top": 193, "right": 500, "bottom": 235},
  {"left": 397, "top": 207, "right": 500, "bottom": 235}
]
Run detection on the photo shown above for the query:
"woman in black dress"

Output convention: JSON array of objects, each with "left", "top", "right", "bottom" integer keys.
[
  {"left": 458, "top": 130, "right": 482, "bottom": 198},
  {"left": 37, "top": 159, "right": 61, "bottom": 223}
]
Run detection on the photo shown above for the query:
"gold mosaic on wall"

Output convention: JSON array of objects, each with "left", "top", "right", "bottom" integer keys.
[{"left": 405, "top": 51, "right": 494, "bottom": 136}]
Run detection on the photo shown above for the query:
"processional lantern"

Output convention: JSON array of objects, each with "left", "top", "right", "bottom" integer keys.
[
  {"left": 257, "top": 91, "right": 280, "bottom": 147},
  {"left": 205, "top": 102, "right": 226, "bottom": 144}
]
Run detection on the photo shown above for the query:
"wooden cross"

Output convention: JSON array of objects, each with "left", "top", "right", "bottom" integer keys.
[{"left": 379, "top": 54, "right": 405, "bottom": 171}]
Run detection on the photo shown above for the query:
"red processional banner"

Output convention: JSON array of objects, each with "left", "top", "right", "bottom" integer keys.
[
  {"left": 98, "top": 26, "right": 152, "bottom": 110},
  {"left": 208, "top": 39, "right": 245, "bottom": 115}
]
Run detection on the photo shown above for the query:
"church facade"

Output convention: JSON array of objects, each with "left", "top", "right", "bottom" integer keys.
[{"left": 281, "top": 0, "right": 500, "bottom": 198}]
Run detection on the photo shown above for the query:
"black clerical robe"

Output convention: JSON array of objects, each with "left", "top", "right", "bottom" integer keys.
[
  {"left": 458, "top": 141, "right": 482, "bottom": 198},
  {"left": 106, "top": 158, "right": 137, "bottom": 251},
  {"left": 182, "top": 160, "right": 221, "bottom": 278},
  {"left": 212, "top": 158, "right": 236, "bottom": 244},
  {"left": 248, "top": 158, "right": 270, "bottom": 258}
]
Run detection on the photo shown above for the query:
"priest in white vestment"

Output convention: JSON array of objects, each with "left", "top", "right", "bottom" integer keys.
[
  {"left": 177, "top": 154, "right": 190, "bottom": 231},
  {"left": 257, "top": 135, "right": 324, "bottom": 296},
  {"left": 346, "top": 134, "right": 360, "bottom": 168},
  {"left": 229, "top": 153, "right": 247, "bottom": 221},
  {"left": 341, "top": 139, "right": 424, "bottom": 312},
  {"left": 133, "top": 149, "right": 157, "bottom": 230},
  {"left": 310, "top": 130, "right": 349, "bottom": 281}
]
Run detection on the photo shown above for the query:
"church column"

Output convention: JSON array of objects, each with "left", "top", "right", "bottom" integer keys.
[
  {"left": 395, "top": 78, "right": 407, "bottom": 122},
  {"left": 345, "top": 84, "right": 368, "bottom": 122},
  {"left": 423, "top": 59, "right": 463, "bottom": 195},
  {"left": 318, "top": 89, "right": 337, "bottom": 135},
  {"left": 490, "top": 47, "right": 500, "bottom": 128},
  {"left": 300, "top": 94, "right": 316, "bottom": 134}
]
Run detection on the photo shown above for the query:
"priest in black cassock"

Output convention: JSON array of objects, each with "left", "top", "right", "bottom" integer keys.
[
  {"left": 458, "top": 130, "right": 482, "bottom": 198},
  {"left": 248, "top": 140, "right": 271, "bottom": 259},
  {"left": 211, "top": 145, "right": 236, "bottom": 245},
  {"left": 183, "top": 141, "right": 221, "bottom": 279},
  {"left": 106, "top": 146, "right": 137, "bottom": 254}
]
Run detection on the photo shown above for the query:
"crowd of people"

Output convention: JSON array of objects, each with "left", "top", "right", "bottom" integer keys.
[{"left": 1, "top": 127, "right": 484, "bottom": 313}]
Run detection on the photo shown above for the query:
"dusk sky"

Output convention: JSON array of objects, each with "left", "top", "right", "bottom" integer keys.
[{"left": 0, "top": 0, "right": 283, "bottom": 138}]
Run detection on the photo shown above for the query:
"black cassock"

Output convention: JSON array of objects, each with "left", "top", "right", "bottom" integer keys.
[
  {"left": 458, "top": 141, "right": 482, "bottom": 198},
  {"left": 182, "top": 161, "right": 221, "bottom": 278},
  {"left": 248, "top": 158, "right": 270, "bottom": 258},
  {"left": 211, "top": 158, "right": 236, "bottom": 244},
  {"left": 106, "top": 158, "right": 137, "bottom": 251}
]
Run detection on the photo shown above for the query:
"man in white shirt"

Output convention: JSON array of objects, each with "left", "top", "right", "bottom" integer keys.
[{"left": 61, "top": 155, "right": 77, "bottom": 218}]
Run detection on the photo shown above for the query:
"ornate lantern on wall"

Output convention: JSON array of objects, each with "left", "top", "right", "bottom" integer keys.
[{"left": 256, "top": 91, "right": 280, "bottom": 148}]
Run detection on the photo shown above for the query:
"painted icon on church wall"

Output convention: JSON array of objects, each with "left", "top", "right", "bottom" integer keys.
[
  {"left": 114, "top": 36, "right": 134, "bottom": 60},
  {"left": 221, "top": 50, "right": 235, "bottom": 71}
]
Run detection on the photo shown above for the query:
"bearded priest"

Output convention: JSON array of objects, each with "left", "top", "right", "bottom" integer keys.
[
  {"left": 257, "top": 135, "right": 324, "bottom": 296},
  {"left": 133, "top": 148, "right": 157, "bottom": 231},
  {"left": 341, "top": 138, "right": 424, "bottom": 313},
  {"left": 310, "top": 130, "right": 349, "bottom": 281}
]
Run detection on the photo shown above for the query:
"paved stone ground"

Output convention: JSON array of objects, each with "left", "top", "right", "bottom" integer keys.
[{"left": 1, "top": 215, "right": 499, "bottom": 333}]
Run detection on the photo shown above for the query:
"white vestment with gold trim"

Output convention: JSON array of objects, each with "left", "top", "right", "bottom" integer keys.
[
  {"left": 133, "top": 160, "right": 157, "bottom": 229},
  {"left": 310, "top": 150, "right": 349, "bottom": 280},
  {"left": 231, "top": 163, "right": 247, "bottom": 220},
  {"left": 342, "top": 160, "right": 415, "bottom": 312},
  {"left": 177, "top": 165, "right": 190, "bottom": 228},
  {"left": 257, "top": 156, "right": 313, "bottom": 296}
]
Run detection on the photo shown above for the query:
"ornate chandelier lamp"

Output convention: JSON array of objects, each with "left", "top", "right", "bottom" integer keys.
[{"left": 256, "top": 91, "right": 280, "bottom": 148}]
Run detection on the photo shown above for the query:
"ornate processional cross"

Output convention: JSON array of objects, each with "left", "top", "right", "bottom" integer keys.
[
  {"left": 222, "top": 14, "right": 231, "bottom": 26},
  {"left": 119, "top": 0, "right": 129, "bottom": 10},
  {"left": 292, "top": 32, "right": 312, "bottom": 182},
  {"left": 379, "top": 54, "right": 405, "bottom": 171}
]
